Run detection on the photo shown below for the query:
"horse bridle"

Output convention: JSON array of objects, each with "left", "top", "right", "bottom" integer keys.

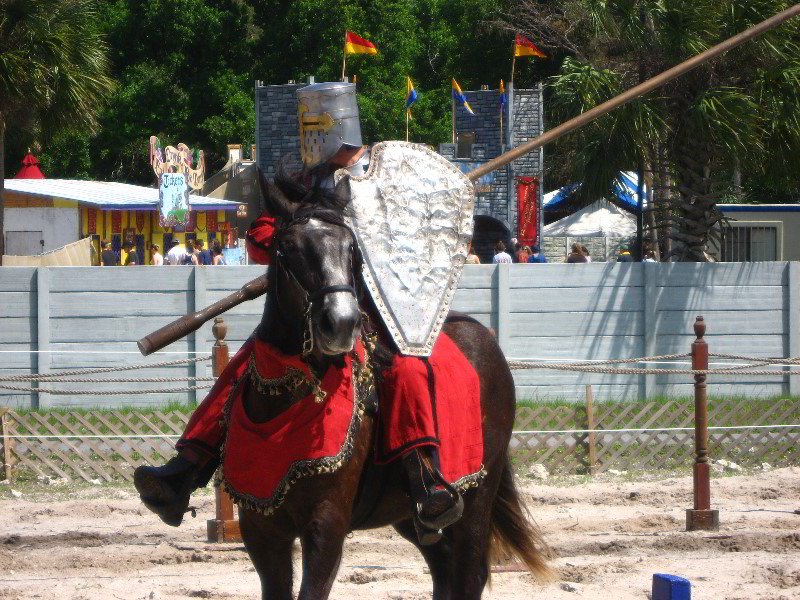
[{"left": 273, "top": 207, "right": 363, "bottom": 356}]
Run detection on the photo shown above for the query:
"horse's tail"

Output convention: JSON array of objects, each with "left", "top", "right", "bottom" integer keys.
[{"left": 489, "top": 455, "right": 553, "bottom": 580}]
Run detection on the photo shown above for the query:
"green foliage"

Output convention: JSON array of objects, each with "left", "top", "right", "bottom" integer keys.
[
  {"left": 5, "top": 0, "right": 520, "bottom": 182},
  {"left": 250, "top": 0, "right": 509, "bottom": 147},
  {"left": 0, "top": 0, "right": 115, "bottom": 260},
  {"left": 0, "top": 0, "right": 115, "bottom": 134},
  {"left": 38, "top": 130, "right": 93, "bottom": 179},
  {"left": 531, "top": 0, "right": 800, "bottom": 258}
]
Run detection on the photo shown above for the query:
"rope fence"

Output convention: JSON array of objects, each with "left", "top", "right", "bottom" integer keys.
[
  {"left": 2, "top": 350, "right": 800, "bottom": 396},
  {"left": 0, "top": 316, "right": 798, "bottom": 495}
]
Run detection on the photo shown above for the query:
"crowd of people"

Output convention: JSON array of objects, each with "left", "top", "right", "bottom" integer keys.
[
  {"left": 99, "top": 238, "right": 226, "bottom": 266},
  {"left": 480, "top": 238, "right": 653, "bottom": 264}
]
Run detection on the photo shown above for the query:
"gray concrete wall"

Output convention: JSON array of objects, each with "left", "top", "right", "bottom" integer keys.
[{"left": 0, "top": 262, "right": 795, "bottom": 408}]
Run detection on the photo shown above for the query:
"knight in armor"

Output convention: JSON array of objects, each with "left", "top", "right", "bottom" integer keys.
[{"left": 134, "top": 82, "right": 463, "bottom": 544}]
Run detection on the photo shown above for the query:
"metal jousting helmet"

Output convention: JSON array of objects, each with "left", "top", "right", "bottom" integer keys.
[{"left": 296, "top": 82, "right": 363, "bottom": 169}]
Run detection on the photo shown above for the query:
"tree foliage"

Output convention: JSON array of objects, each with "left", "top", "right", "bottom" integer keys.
[
  {"left": 6, "top": 0, "right": 515, "bottom": 184},
  {"left": 501, "top": 0, "right": 800, "bottom": 260},
  {"left": 0, "top": 0, "right": 114, "bottom": 259}
]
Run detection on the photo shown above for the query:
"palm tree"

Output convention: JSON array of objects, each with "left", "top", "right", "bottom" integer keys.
[
  {"left": 510, "top": 0, "right": 800, "bottom": 261},
  {"left": 0, "top": 0, "right": 113, "bottom": 261}
]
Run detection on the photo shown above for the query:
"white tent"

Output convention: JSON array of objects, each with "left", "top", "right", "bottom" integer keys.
[{"left": 543, "top": 200, "right": 636, "bottom": 238}]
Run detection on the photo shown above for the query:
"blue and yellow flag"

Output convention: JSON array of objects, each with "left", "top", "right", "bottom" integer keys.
[
  {"left": 499, "top": 79, "right": 506, "bottom": 109},
  {"left": 452, "top": 79, "right": 474, "bottom": 115},
  {"left": 406, "top": 76, "right": 418, "bottom": 119}
]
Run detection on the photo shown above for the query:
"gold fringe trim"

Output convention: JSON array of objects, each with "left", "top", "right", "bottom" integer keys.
[{"left": 219, "top": 348, "right": 374, "bottom": 516}]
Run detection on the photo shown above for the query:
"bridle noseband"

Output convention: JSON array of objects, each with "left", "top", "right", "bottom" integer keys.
[{"left": 273, "top": 207, "right": 363, "bottom": 356}]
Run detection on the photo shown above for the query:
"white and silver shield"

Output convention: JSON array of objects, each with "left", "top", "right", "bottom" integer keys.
[{"left": 336, "top": 142, "right": 474, "bottom": 356}]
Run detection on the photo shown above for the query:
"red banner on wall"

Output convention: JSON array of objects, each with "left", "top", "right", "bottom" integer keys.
[
  {"left": 87, "top": 209, "right": 97, "bottom": 234},
  {"left": 111, "top": 211, "right": 122, "bottom": 234},
  {"left": 206, "top": 211, "right": 217, "bottom": 233},
  {"left": 517, "top": 176, "right": 538, "bottom": 248}
]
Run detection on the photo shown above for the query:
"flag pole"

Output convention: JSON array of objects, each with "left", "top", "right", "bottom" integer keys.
[
  {"left": 342, "top": 31, "right": 347, "bottom": 81},
  {"left": 511, "top": 37, "right": 517, "bottom": 83},
  {"left": 500, "top": 96, "right": 504, "bottom": 149},
  {"left": 451, "top": 96, "right": 455, "bottom": 144},
  {"left": 406, "top": 108, "right": 409, "bottom": 142}
]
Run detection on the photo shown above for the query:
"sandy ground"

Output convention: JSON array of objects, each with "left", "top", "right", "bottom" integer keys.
[{"left": 0, "top": 467, "right": 799, "bottom": 600}]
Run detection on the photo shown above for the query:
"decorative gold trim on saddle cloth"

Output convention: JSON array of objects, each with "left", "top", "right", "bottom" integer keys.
[
  {"left": 218, "top": 341, "right": 374, "bottom": 516},
  {"left": 218, "top": 335, "right": 486, "bottom": 515}
]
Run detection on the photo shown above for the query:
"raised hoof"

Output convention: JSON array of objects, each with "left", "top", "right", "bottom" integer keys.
[
  {"left": 413, "top": 515, "right": 443, "bottom": 546},
  {"left": 133, "top": 463, "right": 192, "bottom": 527},
  {"left": 417, "top": 489, "right": 464, "bottom": 532}
]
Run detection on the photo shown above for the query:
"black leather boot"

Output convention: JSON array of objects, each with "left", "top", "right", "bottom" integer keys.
[
  {"left": 403, "top": 447, "right": 464, "bottom": 545},
  {"left": 133, "top": 455, "right": 199, "bottom": 527}
]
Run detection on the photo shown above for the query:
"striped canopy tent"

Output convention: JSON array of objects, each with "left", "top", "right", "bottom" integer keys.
[
  {"left": 544, "top": 172, "right": 649, "bottom": 214},
  {"left": 14, "top": 153, "right": 46, "bottom": 179}
]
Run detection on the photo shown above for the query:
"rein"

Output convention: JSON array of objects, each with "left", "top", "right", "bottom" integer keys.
[{"left": 273, "top": 207, "right": 363, "bottom": 356}]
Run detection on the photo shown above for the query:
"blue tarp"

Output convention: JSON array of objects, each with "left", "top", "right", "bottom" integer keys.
[{"left": 544, "top": 172, "right": 647, "bottom": 214}]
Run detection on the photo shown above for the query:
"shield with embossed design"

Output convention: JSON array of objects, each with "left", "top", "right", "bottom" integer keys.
[{"left": 335, "top": 142, "right": 474, "bottom": 356}]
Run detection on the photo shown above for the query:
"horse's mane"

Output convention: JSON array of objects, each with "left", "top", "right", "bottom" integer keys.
[{"left": 268, "top": 162, "right": 352, "bottom": 219}]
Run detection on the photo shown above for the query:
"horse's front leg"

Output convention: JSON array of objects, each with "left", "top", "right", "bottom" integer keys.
[
  {"left": 297, "top": 499, "right": 350, "bottom": 600},
  {"left": 239, "top": 509, "right": 294, "bottom": 600}
]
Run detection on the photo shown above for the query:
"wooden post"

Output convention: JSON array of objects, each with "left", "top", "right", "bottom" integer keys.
[
  {"left": 206, "top": 318, "right": 242, "bottom": 543},
  {"left": 341, "top": 31, "right": 348, "bottom": 81},
  {"left": 686, "top": 316, "right": 719, "bottom": 531},
  {"left": 585, "top": 385, "right": 597, "bottom": 474},
  {"left": 1, "top": 409, "right": 12, "bottom": 482}
]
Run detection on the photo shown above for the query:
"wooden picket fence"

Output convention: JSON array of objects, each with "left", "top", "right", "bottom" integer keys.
[{"left": 1, "top": 398, "right": 799, "bottom": 483}]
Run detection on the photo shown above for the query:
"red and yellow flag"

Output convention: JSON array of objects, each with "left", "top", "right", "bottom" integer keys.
[
  {"left": 514, "top": 34, "right": 546, "bottom": 58},
  {"left": 345, "top": 32, "right": 377, "bottom": 55}
]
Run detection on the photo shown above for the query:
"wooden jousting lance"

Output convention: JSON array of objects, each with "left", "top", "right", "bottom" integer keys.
[{"left": 137, "top": 4, "right": 800, "bottom": 357}]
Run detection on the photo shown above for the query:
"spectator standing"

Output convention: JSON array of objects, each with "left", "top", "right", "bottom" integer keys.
[
  {"left": 123, "top": 242, "right": 138, "bottom": 266},
  {"left": 195, "top": 239, "right": 212, "bottom": 265},
  {"left": 165, "top": 239, "right": 186, "bottom": 265},
  {"left": 517, "top": 245, "right": 532, "bottom": 263},
  {"left": 566, "top": 242, "right": 588, "bottom": 263},
  {"left": 617, "top": 243, "right": 634, "bottom": 262},
  {"left": 465, "top": 243, "right": 480, "bottom": 264},
  {"left": 182, "top": 240, "right": 199, "bottom": 265},
  {"left": 212, "top": 240, "right": 225, "bottom": 265},
  {"left": 100, "top": 240, "right": 117, "bottom": 266},
  {"left": 643, "top": 250, "right": 657, "bottom": 262},
  {"left": 527, "top": 245, "right": 548, "bottom": 263},
  {"left": 492, "top": 241, "right": 513, "bottom": 264},
  {"left": 581, "top": 244, "right": 592, "bottom": 263},
  {"left": 150, "top": 244, "right": 163, "bottom": 265}
]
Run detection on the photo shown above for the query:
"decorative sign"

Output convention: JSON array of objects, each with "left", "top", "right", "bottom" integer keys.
[
  {"left": 111, "top": 212, "right": 122, "bottom": 234},
  {"left": 237, "top": 204, "right": 248, "bottom": 217},
  {"left": 123, "top": 227, "right": 136, "bottom": 246},
  {"left": 136, "top": 212, "right": 145, "bottom": 232},
  {"left": 206, "top": 211, "right": 217, "bottom": 232},
  {"left": 149, "top": 136, "right": 205, "bottom": 191},
  {"left": 159, "top": 173, "right": 191, "bottom": 228}
]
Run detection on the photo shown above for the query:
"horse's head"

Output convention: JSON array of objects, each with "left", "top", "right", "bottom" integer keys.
[{"left": 257, "top": 168, "right": 362, "bottom": 357}]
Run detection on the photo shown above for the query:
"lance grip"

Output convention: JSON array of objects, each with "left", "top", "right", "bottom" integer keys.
[{"left": 137, "top": 274, "right": 269, "bottom": 356}]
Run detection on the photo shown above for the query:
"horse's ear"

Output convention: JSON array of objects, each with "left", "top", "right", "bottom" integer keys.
[{"left": 257, "top": 167, "right": 300, "bottom": 220}]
